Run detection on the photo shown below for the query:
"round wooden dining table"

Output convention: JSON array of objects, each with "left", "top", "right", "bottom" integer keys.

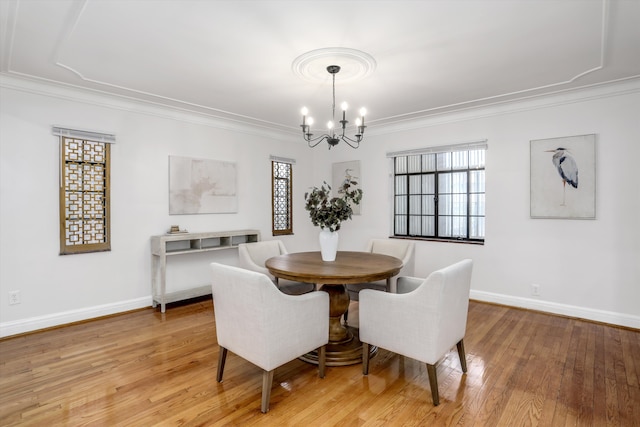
[{"left": 265, "top": 251, "right": 402, "bottom": 366}]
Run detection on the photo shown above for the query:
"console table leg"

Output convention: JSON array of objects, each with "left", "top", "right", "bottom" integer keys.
[{"left": 160, "top": 256, "right": 167, "bottom": 313}]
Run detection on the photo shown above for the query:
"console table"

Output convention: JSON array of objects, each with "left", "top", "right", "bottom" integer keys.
[{"left": 150, "top": 229, "right": 260, "bottom": 312}]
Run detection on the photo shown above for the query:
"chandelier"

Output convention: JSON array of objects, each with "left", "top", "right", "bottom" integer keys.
[{"left": 300, "top": 65, "right": 366, "bottom": 149}]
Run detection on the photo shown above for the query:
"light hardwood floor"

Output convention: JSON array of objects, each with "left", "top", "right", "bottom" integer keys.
[{"left": 1, "top": 298, "right": 639, "bottom": 426}]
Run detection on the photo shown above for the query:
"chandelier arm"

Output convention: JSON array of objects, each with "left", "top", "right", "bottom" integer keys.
[
  {"left": 339, "top": 135, "right": 361, "bottom": 149},
  {"left": 306, "top": 134, "right": 331, "bottom": 148},
  {"left": 305, "top": 133, "right": 331, "bottom": 143},
  {"left": 308, "top": 139, "right": 323, "bottom": 148}
]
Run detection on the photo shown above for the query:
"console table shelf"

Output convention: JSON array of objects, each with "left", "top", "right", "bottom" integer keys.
[{"left": 151, "top": 229, "right": 260, "bottom": 312}]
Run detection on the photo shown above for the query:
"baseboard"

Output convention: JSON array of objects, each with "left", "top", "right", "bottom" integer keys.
[
  {"left": 470, "top": 290, "right": 640, "bottom": 329},
  {"left": 2, "top": 292, "right": 637, "bottom": 338},
  {"left": 0, "top": 297, "right": 151, "bottom": 338}
]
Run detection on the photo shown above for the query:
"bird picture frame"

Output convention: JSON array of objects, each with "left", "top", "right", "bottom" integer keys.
[
  {"left": 332, "top": 160, "right": 362, "bottom": 215},
  {"left": 530, "top": 134, "right": 596, "bottom": 219}
]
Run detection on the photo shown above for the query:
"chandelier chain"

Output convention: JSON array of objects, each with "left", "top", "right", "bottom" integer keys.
[{"left": 331, "top": 72, "right": 336, "bottom": 135}]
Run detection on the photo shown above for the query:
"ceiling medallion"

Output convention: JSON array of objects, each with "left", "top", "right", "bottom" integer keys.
[{"left": 292, "top": 47, "right": 377, "bottom": 84}]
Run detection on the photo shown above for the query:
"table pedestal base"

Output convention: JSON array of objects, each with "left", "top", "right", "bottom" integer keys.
[
  {"left": 300, "top": 326, "right": 377, "bottom": 366},
  {"left": 299, "top": 283, "right": 377, "bottom": 366}
]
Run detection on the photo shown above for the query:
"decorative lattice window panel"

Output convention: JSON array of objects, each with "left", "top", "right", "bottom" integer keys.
[
  {"left": 272, "top": 159, "right": 293, "bottom": 235},
  {"left": 59, "top": 137, "right": 111, "bottom": 254}
]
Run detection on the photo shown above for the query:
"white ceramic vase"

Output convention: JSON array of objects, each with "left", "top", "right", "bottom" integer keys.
[{"left": 319, "top": 229, "right": 339, "bottom": 261}]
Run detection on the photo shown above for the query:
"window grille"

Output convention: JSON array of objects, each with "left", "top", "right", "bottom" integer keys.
[
  {"left": 389, "top": 141, "right": 486, "bottom": 243},
  {"left": 271, "top": 157, "right": 294, "bottom": 235},
  {"left": 57, "top": 128, "right": 113, "bottom": 254}
]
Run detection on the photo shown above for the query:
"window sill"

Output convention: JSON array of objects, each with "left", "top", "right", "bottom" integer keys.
[{"left": 391, "top": 236, "right": 484, "bottom": 245}]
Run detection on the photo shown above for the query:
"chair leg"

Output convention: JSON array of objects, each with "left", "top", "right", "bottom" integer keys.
[
  {"left": 426, "top": 363, "right": 440, "bottom": 406},
  {"left": 216, "top": 347, "right": 228, "bottom": 382},
  {"left": 344, "top": 308, "right": 349, "bottom": 323},
  {"left": 261, "top": 369, "right": 275, "bottom": 413},
  {"left": 362, "top": 342, "right": 370, "bottom": 375},
  {"left": 318, "top": 345, "right": 326, "bottom": 378},
  {"left": 456, "top": 339, "right": 468, "bottom": 373}
]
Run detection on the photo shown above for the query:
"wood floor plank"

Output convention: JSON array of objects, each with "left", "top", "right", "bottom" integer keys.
[
  {"left": 537, "top": 315, "right": 574, "bottom": 426},
  {"left": 1, "top": 298, "right": 638, "bottom": 426},
  {"left": 591, "top": 323, "right": 608, "bottom": 426},
  {"left": 610, "top": 327, "right": 638, "bottom": 427},
  {"left": 625, "top": 325, "right": 640, "bottom": 426},
  {"left": 469, "top": 310, "right": 531, "bottom": 426},
  {"left": 604, "top": 326, "right": 624, "bottom": 426}
]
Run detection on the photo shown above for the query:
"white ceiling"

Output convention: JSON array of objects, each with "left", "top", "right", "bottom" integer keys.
[{"left": 1, "top": 0, "right": 639, "bottom": 135}]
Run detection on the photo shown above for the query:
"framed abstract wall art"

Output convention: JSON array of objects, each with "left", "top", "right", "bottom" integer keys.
[{"left": 169, "top": 156, "right": 237, "bottom": 214}]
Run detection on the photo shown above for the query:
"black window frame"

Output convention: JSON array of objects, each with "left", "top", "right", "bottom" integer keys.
[{"left": 392, "top": 146, "right": 485, "bottom": 244}]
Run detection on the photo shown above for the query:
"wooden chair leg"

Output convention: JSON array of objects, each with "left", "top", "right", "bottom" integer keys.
[
  {"left": 426, "top": 363, "right": 440, "bottom": 406},
  {"left": 456, "top": 339, "right": 468, "bottom": 373},
  {"left": 318, "top": 345, "right": 326, "bottom": 378},
  {"left": 362, "top": 342, "right": 370, "bottom": 375},
  {"left": 261, "top": 370, "right": 275, "bottom": 413},
  {"left": 344, "top": 308, "right": 349, "bottom": 323},
  {"left": 216, "top": 347, "right": 228, "bottom": 382}
]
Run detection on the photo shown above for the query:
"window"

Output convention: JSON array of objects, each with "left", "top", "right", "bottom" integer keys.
[
  {"left": 390, "top": 142, "right": 486, "bottom": 243},
  {"left": 56, "top": 127, "right": 114, "bottom": 254},
  {"left": 271, "top": 157, "right": 294, "bottom": 235}
]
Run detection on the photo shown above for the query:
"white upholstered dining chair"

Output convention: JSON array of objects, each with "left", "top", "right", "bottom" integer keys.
[
  {"left": 359, "top": 259, "right": 473, "bottom": 406},
  {"left": 344, "top": 238, "right": 415, "bottom": 322},
  {"left": 210, "top": 263, "right": 329, "bottom": 413},
  {"left": 238, "top": 240, "right": 315, "bottom": 295}
]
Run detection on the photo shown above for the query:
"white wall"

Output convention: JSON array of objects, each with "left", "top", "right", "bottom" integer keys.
[
  {"left": 323, "top": 80, "right": 640, "bottom": 328},
  {"left": 0, "top": 77, "right": 319, "bottom": 336},
  {"left": 1, "top": 76, "right": 639, "bottom": 337}
]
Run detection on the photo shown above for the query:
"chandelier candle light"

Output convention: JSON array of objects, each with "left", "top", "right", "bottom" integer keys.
[{"left": 300, "top": 65, "right": 366, "bottom": 149}]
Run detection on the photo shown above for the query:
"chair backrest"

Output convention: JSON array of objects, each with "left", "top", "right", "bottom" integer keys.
[
  {"left": 414, "top": 259, "right": 473, "bottom": 359},
  {"left": 210, "top": 263, "right": 285, "bottom": 369},
  {"left": 238, "top": 240, "right": 287, "bottom": 278},
  {"left": 359, "top": 259, "right": 473, "bottom": 365},
  {"left": 210, "top": 262, "right": 329, "bottom": 372},
  {"left": 367, "top": 238, "right": 415, "bottom": 282}
]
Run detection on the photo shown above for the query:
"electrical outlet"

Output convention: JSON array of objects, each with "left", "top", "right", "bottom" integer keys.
[
  {"left": 8, "top": 290, "right": 21, "bottom": 305},
  {"left": 531, "top": 284, "right": 540, "bottom": 296}
]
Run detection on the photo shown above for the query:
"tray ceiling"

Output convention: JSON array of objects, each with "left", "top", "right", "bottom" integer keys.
[{"left": 1, "top": 0, "right": 639, "bottom": 134}]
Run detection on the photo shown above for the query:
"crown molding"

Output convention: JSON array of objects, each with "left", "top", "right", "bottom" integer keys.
[
  {"left": 2, "top": 72, "right": 638, "bottom": 142},
  {"left": 367, "top": 76, "right": 640, "bottom": 136},
  {"left": 0, "top": 72, "right": 300, "bottom": 142}
]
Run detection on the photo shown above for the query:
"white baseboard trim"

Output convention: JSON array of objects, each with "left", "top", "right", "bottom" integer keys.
[
  {"left": 0, "top": 297, "right": 151, "bottom": 338},
  {"left": 470, "top": 290, "right": 640, "bottom": 330},
  {"left": 2, "top": 292, "right": 637, "bottom": 338}
]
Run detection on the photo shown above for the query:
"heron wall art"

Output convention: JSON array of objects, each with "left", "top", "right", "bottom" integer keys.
[
  {"left": 530, "top": 134, "right": 596, "bottom": 219},
  {"left": 332, "top": 160, "right": 361, "bottom": 215},
  {"left": 545, "top": 147, "right": 578, "bottom": 206}
]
